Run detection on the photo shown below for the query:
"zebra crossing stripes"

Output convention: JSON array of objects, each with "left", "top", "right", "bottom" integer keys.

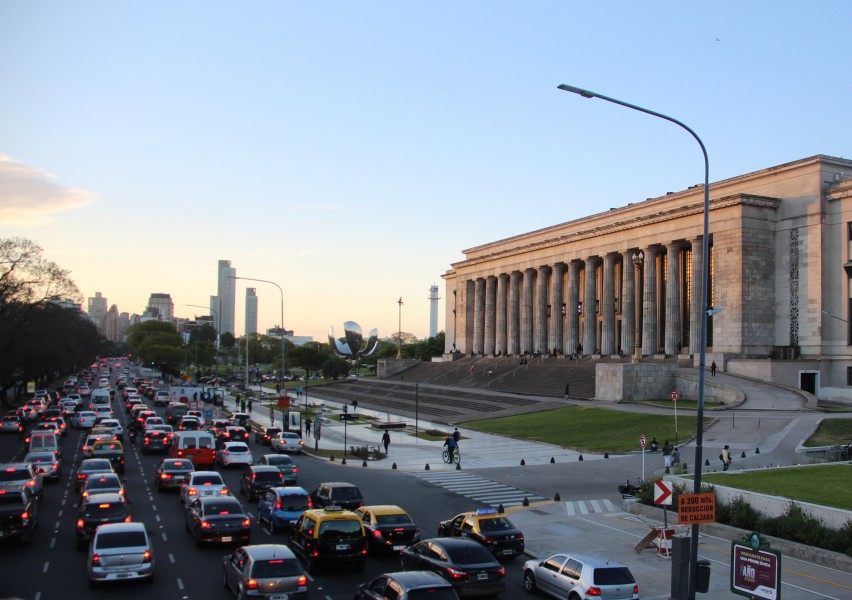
[
  {"left": 413, "top": 471, "right": 548, "bottom": 507},
  {"left": 563, "top": 498, "right": 618, "bottom": 516}
]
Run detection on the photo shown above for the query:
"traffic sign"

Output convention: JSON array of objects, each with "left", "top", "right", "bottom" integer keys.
[
  {"left": 212, "top": 410, "right": 219, "bottom": 419},
  {"left": 671, "top": 390, "right": 680, "bottom": 402},
  {"left": 640, "top": 434, "right": 647, "bottom": 448},
  {"left": 205, "top": 409, "right": 213, "bottom": 420},
  {"left": 678, "top": 492, "right": 716, "bottom": 524},
  {"left": 654, "top": 480, "right": 673, "bottom": 505}
]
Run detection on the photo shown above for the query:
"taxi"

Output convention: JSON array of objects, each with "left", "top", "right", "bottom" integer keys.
[
  {"left": 287, "top": 505, "right": 367, "bottom": 574},
  {"left": 354, "top": 505, "right": 420, "bottom": 554},
  {"left": 437, "top": 507, "right": 525, "bottom": 559}
]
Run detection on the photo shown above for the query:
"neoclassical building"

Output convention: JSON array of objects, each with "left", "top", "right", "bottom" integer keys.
[{"left": 443, "top": 155, "right": 852, "bottom": 401}]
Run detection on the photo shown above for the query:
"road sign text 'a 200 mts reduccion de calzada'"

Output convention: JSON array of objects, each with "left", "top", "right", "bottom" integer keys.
[{"left": 677, "top": 492, "right": 716, "bottom": 525}]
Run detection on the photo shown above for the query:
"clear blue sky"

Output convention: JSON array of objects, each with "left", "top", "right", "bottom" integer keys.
[{"left": 2, "top": 1, "right": 849, "bottom": 341}]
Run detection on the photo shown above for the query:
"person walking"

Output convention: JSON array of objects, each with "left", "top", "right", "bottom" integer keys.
[
  {"left": 662, "top": 440, "right": 674, "bottom": 472},
  {"left": 248, "top": 399, "right": 253, "bottom": 413},
  {"left": 564, "top": 383, "right": 570, "bottom": 399},
  {"left": 452, "top": 428, "right": 461, "bottom": 443},
  {"left": 305, "top": 418, "right": 311, "bottom": 436},
  {"left": 711, "top": 361, "right": 717, "bottom": 376},
  {"left": 721, "top": 445, "right": 732, "bottom": 471},
  {"left": 443, "top": 435, "right": 458, "bottom": 462},
  {"left": 382, "top": 430, "right": 391, "bottom": 453}
]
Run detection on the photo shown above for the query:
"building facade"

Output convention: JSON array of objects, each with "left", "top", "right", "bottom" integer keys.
[
  {"left": 147, "top": 293, "right": 174, "bottom": 323},
  {"left": 87, "top": 292, "right": 108, "bottom": 335},
  {"left": 245, "top": 288, "right": 258, "bottom": 336},
  {"left": 443, "top": 155, "right": 852, "bottom": 401},
  {"left": 217, "top": 260, "right": 236, "bottom": 336}
]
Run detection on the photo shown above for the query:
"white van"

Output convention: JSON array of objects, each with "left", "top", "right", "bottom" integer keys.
[
  {"left": 89, "top": 388, "right": 111, "bottom": 411},
  {"left": 29, "top": 432, "right": 61, "bottom": 458}
]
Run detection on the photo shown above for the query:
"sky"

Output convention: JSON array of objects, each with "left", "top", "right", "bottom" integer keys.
[{"left": 2, "top": 1, "right": 850, "bottom": 343}]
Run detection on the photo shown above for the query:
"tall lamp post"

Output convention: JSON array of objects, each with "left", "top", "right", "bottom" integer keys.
[
  {"left": 558, "top": 83, "right": 711, "bottom": 600},
  {"left": 397, "top": 297, "right": 404, "bottom": 359},
  {"left": 230, "top": 276, "right": 286, "bottom": 387}
]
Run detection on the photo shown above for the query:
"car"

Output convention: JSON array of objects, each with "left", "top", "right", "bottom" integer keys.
[
  {"left": 27, "top": 431, "right": 61, "bottom": 459},
  {"left": 222, "top": 544, "right": 309, "bottom": 599},
  {"left": 78, "top": 384, "right": 91, "bottom": 397},
  {"left": 178, "top": 416, "right": 201, "bottom": 431},
  {"left": 179, "top": 470, "right": 230, "bottom": 504},
  {"left": 31, "top": 421, "right": 63, "bottom": 440},
  {"left": 400, "top": 538, "right": 506, "bottom": 598},
  {"left": 143, "top": 416, "right": 165, "bottom": 431},
  {"left": 522, "top": 553, "right": 640, "bottom": 600},
  {"left": 81, "top": 433, "right": 111, "bottom": 457},
  {"left": 80, "top": 472, "right": 126, "bottom": 499},
  {"left": 0, "top": 463, "right": 43, "bottom": 497},
  {"left": 24, "top": 451, "right": 62, "bottom": 481},
  {"left": 438, "top": 508, "right": 525, "bottom": 559},
  {"left": 288, "top": 506, "right": 367, "bottom": 573},
  {"left": 355, "top": 505, "right": 421, "bottom": 554},
  {"left": 257, "top": 486, "right": 311, "bottom": 533},
  {"left": 309, "top": 481, "right": 364, "bottom": 510},
  {"left": 0, "top": 486, "right": 39, "bottom": 544},
  {"left": 66, "top": 392, "right": 83, "bottom": 405},
  {"left": 75, "top": 458, "right": 115, "bottom": 492},
  {"left": 217, "top": 425, "right": 248, "bottom": 446},
  {"left": 239, "top": 465, "right": 285, "bottom": 501},
  {"left": 93, "top": 405, "right": 114, "bottom": 419},
  {"left": 73, "top": 411, "right": 98, "bottom": 428},
  {"left": 98, "top": 418, "right": 124, "bottom": 440},
  {"left": 153, "top": 391, "right": 171, "bottom": 407},
  {"left": 1, "top": 415, "right": 23, "bottom": 434},
  {"left": 61, "top": 399, "right": 78, "bottom": 416},
  {"left": 254, "top": 426, "right": 282, "bottom": 446},
  {"left": 142, "top": 430, "right": 171, "bottom": 453},
  {"left": 256, "top": 454, "right": 298, "bottom": 485},
  {"left": 19, "top": 405, "right": 38, "bottom": 423},
  {"left": 184, "top": 495, "right": 251, "bottom": 546},
  {"left": 217, "top": 442, "right": 252, "bottom": 467},
  {"left": 126, "top": 397, "right": 143, "bottom": 413},
  {"left": 91, "top": 440, "right": 125, "bottom": 473},
  {"left": 165, "top": 402, "right": 189, "bottom": 426},
  {"left": 153, "top": 458, "right": 195, "bottom": 492},
  {"left": 75, "top": 492, "right": 131, "bottom": 549},
  {"left": 87, "top": 522, "right": 154, "bottom": 586},
  {"left": 230, "top": 412, "right": 252, "bottom": 431},
  {"left": 355, "top": 571, "right": 460, "bottom": 600},
  {"left": 271, "top": 431, "right": 304, "bottom": 454}
]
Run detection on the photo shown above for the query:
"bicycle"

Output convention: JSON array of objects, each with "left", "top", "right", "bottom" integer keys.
[{"left": 442, "top": 447, "right": 461, "bottom": 464}]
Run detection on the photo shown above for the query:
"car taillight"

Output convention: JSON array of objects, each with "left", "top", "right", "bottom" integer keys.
[
  {"left": 142, "top": 550, "right": 151, "bottom": 563},
  {"left": 21, "top": 511, "right": 30, "bottom": 520},
  {"left": 498, "top": 566, "right": 505, "bottom": 576},
  {"left": 26, "top": 479, "right": 36, "bottom": 488},
  {"left": 161, "top": 473, "right": 171, "bottom": 479},
  {"left": 587, "top": 586, "right": 602, "bottom": 596},
  {"left": 241, "top": 517, "right": 251, "bottom": 527},
  {"left": 188, "top": 487, "right": 197, "bottom": 496},
  {"left": 91, "top": 554, "right": 101, "bottom": 566},
  {"left": 633, "top": 584, "right": 639, "bottom": 594},
  {"left": 77, "top": 519, "right": 85, "bottom": 529},
  {"left": 201, "top": 521, "right": 211, "bottom": 528},
  {"left": 220, "top": 488, "right": 229, "bottom": 495},
  {"left": 292, "top": 467, "right": 298, "bottom": 474},
  {"left": 275, "top": 499, "right": 282, "bottom": 509},
  {"left": 124, "top": 516, "right": 132, "bottom": 523},
  {"left": 372, "top": 530, "right": 383, "bottom": 539},
  {"left": 82, "top": 491, "right": 89, "bottom": 498},
  {"left": 446, "top": 567, "right": 467, "bottom": 580},
  {"left": 251, "top": 473, "right": 256, "bottom": 480},
  {"left": 245, "top": 579, "right": 259, "bottom": 590}
]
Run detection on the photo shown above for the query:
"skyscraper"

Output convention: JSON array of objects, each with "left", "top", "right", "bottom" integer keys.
[
  {"left": 147, "top": 293, "right": 174, "bottom": 322},
  {"left": 217, "top": 260, "right": 236, "bottom": 336},
  {"left": 245, "top": 288, "right": 258, "bottom": 336},
  {"left": 105, "top": 305, "right": 121, "bottom": 342},
  {"left": 87, "top": 292, "right": 108, "bottom": 335}
]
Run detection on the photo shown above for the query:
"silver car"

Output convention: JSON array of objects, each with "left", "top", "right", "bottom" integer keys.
[
  {"left": 522, "top": 553, "right": 639, "bottom": 600},
  {"left": 222, "top": 544, "right": 309, "bottom": 599},
  {"left": 88, "top": 522, "right": 154, "bottom": 587}
]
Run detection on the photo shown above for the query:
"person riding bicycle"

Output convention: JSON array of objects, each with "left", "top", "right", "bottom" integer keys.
[
  {"left": 443, "top": 435, "right": 458, "bottom": 462},
  {"left": 128, "top": 427, "right": 137, "bottom": 446}
]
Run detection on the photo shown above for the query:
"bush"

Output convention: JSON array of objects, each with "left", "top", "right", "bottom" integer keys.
[
  {"left": 348, "top": 445, "right": 386, "bottom": 460},
  {"left": 728, "top": 496, "right": 763, "bottom": 530}
]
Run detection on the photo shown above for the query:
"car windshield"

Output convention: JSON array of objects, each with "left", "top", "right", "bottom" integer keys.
[
  {"left": 264, "top": 456, "right": 293, "bottom": 466},
  {"left": 407, "top": 590, "right": 458, "bottom": 600},
  {"left": 281, "top": 433, "right": 300, "bottom": 440},
  {"left": 193, "top": 475, "right": 223, "bottom": 485},
  {"left": 204, "top": 500, "right": 241, "bottom": 514},
  {"left": 479, "top": 517, "right": 514, "bottom": 532},
  {"left": 331, "top": 487, "right": 361, "bottom": 500},
  {"left": 318, "top": 520, "right": 362, "bottom": 538},
  {"left": 594, "top": 567, "right": 636, "bottom": 585},
  {"left": 228, "top": 444, "right": 249, "bottom": 453},
  {"left": 279, "top": 494, "right": 310, "bottom": 511},
  {"left": 165, "top": 462, "right": 193, "bottom": 472},
  {"left": 254, "top": 471, "right": 283, "bottom": 483},
  {"left": 0, "top": 469, "right": 28, "bottom": 482},
  {"left": 82, "top": 460, "right": 113, "bottom": 471},
  {"left": 95, "top": 531, "right": 146, "bottom": 549},
  {"left": 25, "top": 453, "right": 54, "bottom": 463},
  {"left": 445, "top": 543, "right": 496, "bottom": 565},
  {"left": 251, "top": 558, "right": 302, "bottom": 578},
  {"left": 376, "top": 513, "right": 413, "bottom": 526},
  {"left": 80, "top": 502, "right": 127, "bottom": 518}
]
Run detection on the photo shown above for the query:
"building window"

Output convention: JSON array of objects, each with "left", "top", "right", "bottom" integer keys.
[{"left": 847, "top": 366, "right": 852, "bottom": 386}]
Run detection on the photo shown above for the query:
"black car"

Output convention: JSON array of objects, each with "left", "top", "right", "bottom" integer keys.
[
  {"left": 154, "top": 458, "right": 195, "bottom": 492},
  {"left": 355, "top": 571, "right": 459, "bottom": 599},
  {"left": 254, "top": 426, "right": 281, "bottom": 446},
  {"left": 218, "top": 426, "right": 249, "bottom": 448},
  {"left": 0, "top": 486, "right": 39, "bottom": 544},
  {"left": 74, "top": 492, "right": 130, "bottom": 549},
  {"left": 141, "top": 430, "right": 171, "bottom": 454},
  {"left": 184, "top": 496, "right": 251, "bottom": 546},
  {"left": 400, "top": 538, "right": 505, "bottom": 598},
  {"left": 309, "top": 481, "right": 364, "bottom": 510},
  {"left": 240, "top": 465, "right": 285, "bottom": 501}
]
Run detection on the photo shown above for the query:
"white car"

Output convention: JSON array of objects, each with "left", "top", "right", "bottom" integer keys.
[
  {"left": 216, "top": 442, "right": 253, "bottom": 467},
  {"left": 99, "top": 419, "right": 124, "bottom": 439},
  {"left": 93, "top": 405, "right": 114, "bottom": 419},
  {"left": 180, "top": 471, "right": 230, "bottom": 503},
  {"left": 73, "top": 411, "right": 98, "bottom": 429},
  {"left": 88, "top": 522, "right": 155, "bottom": 586},
  {"left": 143, "top": 416, "right": 165, "bottom": 431},
  {"left": 66, "top": 393, "right": 83, "bottom": 406},
  {"left": 271, "top": 431, "right": 304, "bottom": 454}
]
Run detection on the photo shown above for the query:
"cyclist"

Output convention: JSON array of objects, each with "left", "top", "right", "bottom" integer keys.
[{"left": 443, "top": 435, "right": 459, "bottom": 463}]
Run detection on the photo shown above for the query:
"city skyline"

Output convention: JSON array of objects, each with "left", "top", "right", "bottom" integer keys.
[{"left": 3, "top": 3, "right": 850, "bottom": 341}]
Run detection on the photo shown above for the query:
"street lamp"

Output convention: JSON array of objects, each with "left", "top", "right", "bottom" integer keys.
[
  {"left": 631, "top": 252, "right": 644, "bottom": 363},
  {"left": 558, "top": 83, "right": 711, "bottom": 600},
  {"left": 184, "top": 303, "right": 219, "bottom": 356},
  {"left": 230, "top": 276, "right": 286, "bottom": 386},
  {"left": 397, "top": 297, "right": 404, "bottom": 359}
]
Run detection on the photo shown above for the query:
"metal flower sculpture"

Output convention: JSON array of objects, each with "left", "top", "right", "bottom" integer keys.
[{"left": 328, "top": 321, "right": 379, "bottom": 360}]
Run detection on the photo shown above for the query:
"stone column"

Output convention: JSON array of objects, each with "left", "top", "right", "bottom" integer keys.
[
  {"left": 535, "top": 266, "right": 550, "bottom": 354},
  {"left": 496, "top": 274, "right": 508, "bottom": 355},
  {"left": 642, "top": 247, "right": 658, "bottom": 355},
  {"left": 665, "top": 242, "right": 682, "bottom": 356},
  {"left": 521, "top": 268, "right": 535, "bottom": 354},
  {"left": 601, "top": 254, "right": 617, "bottom": 355},
  {"left": 508, "top": 272, "right": 521, "bottom": 354},
  {"left": 621, "top": 251, "right": 635, "bottom": 355},
  {"left": 690, "top": 237, "right": 704, "bottom": 354},
  {"left": 583, "top": 257, "right": 599, "bottom": 355},
  {"left": 567, "top": 261, "right": 581, "bottom": 354},
  {"left": 484, "top": 276, "right": 497, "bottom": 355},
  {"left": 464, "top": 280, "right": 475, "bottom": 353},
  {"left": 473, "top": 278, "right": 485, "bottom": 355},
  {"left": 550, "top": 264, "right": 565, "bottom": 354}
]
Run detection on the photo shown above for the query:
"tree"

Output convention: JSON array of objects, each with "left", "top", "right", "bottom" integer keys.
[
  {"left": 220, "top": 332, "right": 235, "bottom": 349},
  {"left": 288, "top": 342, "right": 334, "bottom": 373},
  {"left": 322, "top": 356, "right": 350, "bottom": 380},
  {"left": 0, "top": 238, "right": 80, "bottom": 308},
  {"left": 126, "top": 321, "right": 183, "bottom": 375}
]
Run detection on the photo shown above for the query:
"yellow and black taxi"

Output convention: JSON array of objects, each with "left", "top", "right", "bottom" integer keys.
[
  {"left": 354, "top": 504, "right": 421, "bottom": 554},
  {"left": 287, "top": 505, "right": 367, "bottom": 574},
  {"left": 437, "top": 507, "right": 525, "bottom": 559}
]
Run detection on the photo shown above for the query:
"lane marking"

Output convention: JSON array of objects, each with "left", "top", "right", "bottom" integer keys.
[
  {"left": 42, "top": 562, "right": 49, "bottom": 573},
  {"left": 177, "top": 578, "right": 184, "bottom": 590},
  {"left": 169, "top": 553, "right": 175, "bottom": 564}
]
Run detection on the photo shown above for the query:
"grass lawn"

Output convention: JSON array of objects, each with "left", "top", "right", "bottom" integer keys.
[
  {"left": 702, "top": 465, "right": 852, "bottom": 511},
  {"left": 643, "top": 399, "right": 725, "bottom": 411},
  {"left": 802, "top": 418, "right": 852, "bottom": 447},
  {"left": 464, "top": 406, "right": 702, "bottom": 453}
]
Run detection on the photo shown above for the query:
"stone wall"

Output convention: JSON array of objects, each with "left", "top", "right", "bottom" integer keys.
[
  {"left": 596, "top": 363, "right": 742, "bottom": 404},
  {"left": 377, "top": 358, "right": 422, "bottom": 379}
]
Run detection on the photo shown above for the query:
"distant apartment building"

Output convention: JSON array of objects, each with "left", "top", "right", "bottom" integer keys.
[
  {"left": 216, "top": 260, "right": 236, "bottom": 336},
  {"left": 87, "top": 292, "right": 108, "bottom": 336},
  {"left": 119, "top": 312, "right": 130, "bottom": 341},
  {"left": 147, "top": 293, "right": 174, "bottom": 323},
  {"left": 245, "top": 288, "right": 258, "bottom": 336},
  {"left": 104, "top": 305, "right": 121, "bottom": 342}
]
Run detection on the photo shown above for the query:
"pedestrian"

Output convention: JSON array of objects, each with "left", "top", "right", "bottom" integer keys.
[
  {"left": 305, "top": 418, "right": 311, "bottom": 436},
  {"left": 276, "top": 382, "right": 281, "bottom": 394},
  {"left": 711, "top": 361, "right": 717, "bottom": 376},
  {"left": 382, "top": 430, "right": 391, "bottom": 453},
  {"left": 351, "top": 399, "right": 358, "bottom": 413},
  {"left": 248, "top": 399, "right": 253, "bottom": 413},
  {"left": 564, "top": 383, "right": 570, "bottom": 399},
  {"left": 672, "top": 447, "right": 681, "bottom": 465},
  {"left": 241, "top": 399, "right": 246, "bottom": 412},
  {"left": 649, "top": 437, "right": 659, "bottom": 454},
  {"left": 193, "top": 391, "right": 198, "bottom": 401},
  {"left": 662, "top": 440, "right": 673, "bottom": 470},
  {"left": 721, "top": 445, "right": 732, "bottom": 471},
  {"left": 452, "top": 427, "right": 461, "bottom": 443}
]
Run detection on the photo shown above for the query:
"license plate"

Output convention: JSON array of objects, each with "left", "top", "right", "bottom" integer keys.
[
  {"left": 116, "top": 573, "right": 131, "bottom": 578},
  {"left": 477, "top": 573, "right": 488, "bottom": 580},
  {"left": 393, "top": 545, "right": 405, "bottom": 551},
  {"left": 221, "top": 536, "right": 232, "bottom": 542},
  {"left": 503, "top": 549, "right": 514, "bottom": 555},
  {"left": 270, "top": 595, "right": 289, "bottom": 600},
  {"left": 335, "top": 543, "right": 350, "bottom": 550}
]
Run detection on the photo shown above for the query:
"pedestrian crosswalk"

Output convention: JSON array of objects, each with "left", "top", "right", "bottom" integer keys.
[
  {"left": 413, "top": 471, "right": 548, "bottom": 507},
  {"left": 563, "top": 498, "right": 618, "bottom": 516}
]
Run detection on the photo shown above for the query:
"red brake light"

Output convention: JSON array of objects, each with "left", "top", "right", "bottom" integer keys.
[
  {"left": 161, "top": 473, "right": 172, "bottom": 479},
  {"left": 142, "top": 550, "right": 151, "bottom": 563},
  {"left": 91, "top": 554, "right": 101, "bottom": 566},
  {"left": 297, "top": 575, "right": 307, "bottom": 586},
  {"left": 633, "top": 585, "right": 639, "bottom": 594},
  {"left": 77, "top": 519, "right": 85, "bottom": 528},
  {"left": 21, "top": 511, "right": 30, "bottom": 520},
  {"left": 246, "top": 579, "right": 259, "bottom": 590},
  {"left": 372, "top": 530, "right": 383, "bottom": 539},
  {"left": 201, "top": 521, "right": 211, "bottom": 528},
  {"left": 587, "top": 587, "right": 602, "bottom": 596},
  {"left": 446, "top": 567, "right": 467, "bottom": 580}
]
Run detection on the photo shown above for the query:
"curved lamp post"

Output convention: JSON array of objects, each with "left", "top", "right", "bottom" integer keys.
[
  {"left": 230, "top": 276, "right": 286, "bottom": 384},
  {"left": 558, "top": 84, "right": 711, "bottom": 600}
]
